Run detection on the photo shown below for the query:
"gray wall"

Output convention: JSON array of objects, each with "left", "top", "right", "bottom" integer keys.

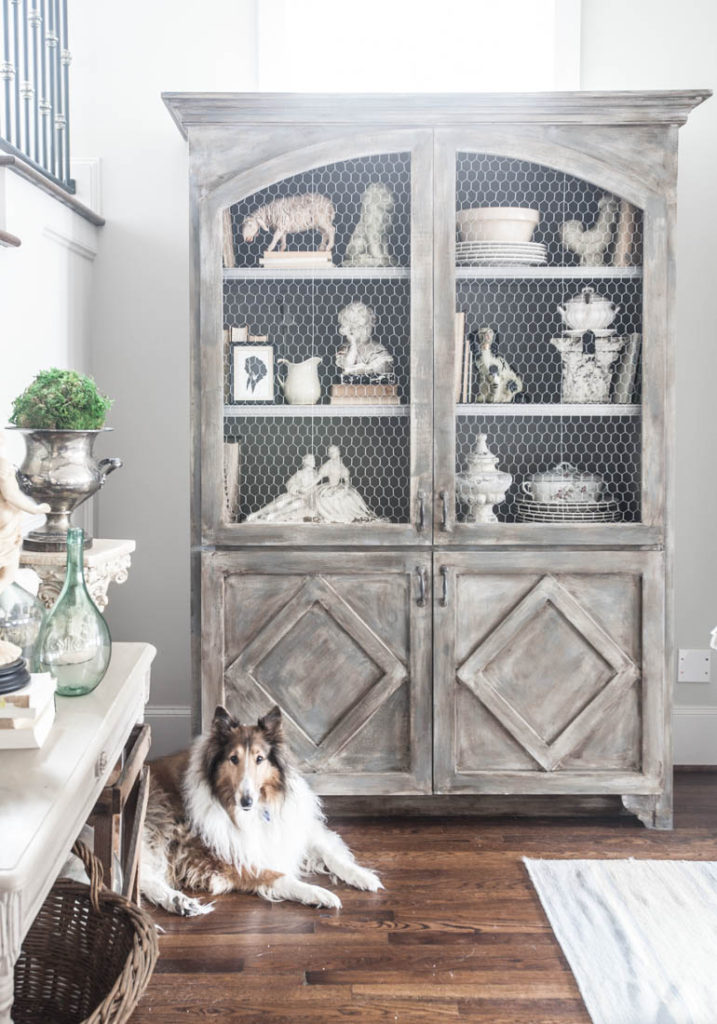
[
  {"left": 70, "top": 0, "right": 260, "bottom": 752},
  {"left": 69, "top": 0, "right": 716, "bottom": 758},
  {"left": 581, "top": 0, "right": 717, "bottom": 720}
]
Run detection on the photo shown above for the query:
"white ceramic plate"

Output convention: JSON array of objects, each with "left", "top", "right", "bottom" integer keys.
[
  {"left": 456, "top": 244, "right": 547, "bottom": 253},
  {"left": 516, "top": 508, "right": 620, "bottom": 519},
  {"left": 517, "top": 499, "right": 619, "bottom": 511},
  {"left": 456, "top": 257, "right": 548, "bottom": 266}
]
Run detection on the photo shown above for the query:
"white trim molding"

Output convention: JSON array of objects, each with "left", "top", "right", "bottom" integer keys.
[
  {"left": 673, "top": 707, "right": 717, "bottom": 766},
  {"left": 144, "top": 705, "right": 192, "bottom": 759},
  {"left": 145, "top": 705, "right": 192, "bottom": 719}
]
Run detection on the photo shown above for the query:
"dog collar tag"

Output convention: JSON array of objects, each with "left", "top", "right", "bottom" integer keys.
[{"left": 262, "top": 808, "right": 271, "bottom": 823}]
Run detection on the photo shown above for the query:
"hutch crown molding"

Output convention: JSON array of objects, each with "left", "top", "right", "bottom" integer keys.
[{"left": 165, "top": 90, "right": 709, "bottom": 829}]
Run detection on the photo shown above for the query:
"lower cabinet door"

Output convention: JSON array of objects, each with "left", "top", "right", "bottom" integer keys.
[
  {"left": 202, "top": 550, "right": 432, "bottom": 795},
  {"left": 433, "top": 550, "right": 665, "bottom": 795}
]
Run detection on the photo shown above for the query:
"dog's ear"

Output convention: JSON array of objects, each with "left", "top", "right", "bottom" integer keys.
[
  {"left": 258, "top": 704, "right": 283, "bottom": 743},
  {"left": 212, "top": 705, "right": 236, "bottom": 735}
]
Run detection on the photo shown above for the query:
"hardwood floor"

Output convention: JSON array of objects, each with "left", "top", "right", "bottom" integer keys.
[{"left": 130, "top": 771, "right": 717, "bottom": 1023}]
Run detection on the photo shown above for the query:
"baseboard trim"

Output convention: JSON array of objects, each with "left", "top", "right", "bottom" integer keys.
[{"left": 145, "top": 705, "right": 192, "bottom": 719}]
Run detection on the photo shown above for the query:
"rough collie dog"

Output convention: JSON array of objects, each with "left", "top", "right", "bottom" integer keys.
[{"left": 141, "top": 704, "right": 382, "bottom": 916}]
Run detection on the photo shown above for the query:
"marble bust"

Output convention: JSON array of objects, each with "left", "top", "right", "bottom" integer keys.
[{"left": 335, "top": 302, "right": 394, "bottom": 379}]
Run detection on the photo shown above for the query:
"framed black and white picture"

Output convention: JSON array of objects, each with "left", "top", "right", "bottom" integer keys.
[{"left": 232, "top": 343, "right": 274, "bottom": 402}]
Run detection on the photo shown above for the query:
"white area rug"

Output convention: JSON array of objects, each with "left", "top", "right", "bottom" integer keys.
[{"left": 524, "top": 858, "right": 717, "bottom": 1024}]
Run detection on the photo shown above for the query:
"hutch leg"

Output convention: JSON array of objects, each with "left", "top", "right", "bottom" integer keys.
[{"left": 621, "top": 789, "right": 673, "bottom": 830}]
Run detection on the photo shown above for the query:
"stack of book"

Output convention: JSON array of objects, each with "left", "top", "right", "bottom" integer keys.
[
  {"left": 330, "top": 381, "right": 400, "bottom": 406},
  {"left": 259, "top": 251, "right": 334, "bottom": 270},
  {"left": 454, "top": 311, "right": 473, "bottom": 403},
  {"left": 0, "top": 673, "right": 56, "bottom": 749}
]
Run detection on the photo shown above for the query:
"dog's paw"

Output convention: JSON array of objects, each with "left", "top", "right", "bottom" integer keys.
[
  {"left": 172, "top": 893, "right": 214, "bottom": 917},
  {"left": 349, "top": 866, "right": 383, "bottom": 892},
  {"left": 306, "top": 884, "right": 342, "bottom": 910}
]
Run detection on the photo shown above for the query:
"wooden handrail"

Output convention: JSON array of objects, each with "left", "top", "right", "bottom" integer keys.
[
  {"left": 0, "top": 153, "right": 105, "bottom": 227},
  {"left": 0, "top": 228, "right": 21, "bottom": 247}
]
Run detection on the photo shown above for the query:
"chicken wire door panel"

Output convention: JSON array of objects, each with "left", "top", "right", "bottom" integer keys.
[
  {"left": 212, "top": 137, "right": 433, "bottom": 547},
  {"left": 433, "top": 137, "right": 661, "bottom": 547},
  {"left": 433, "top": 550, "right": 665, "bottom": 796},
  {"left": 201, "top": 550, "right": 432, "bottom": 796}
]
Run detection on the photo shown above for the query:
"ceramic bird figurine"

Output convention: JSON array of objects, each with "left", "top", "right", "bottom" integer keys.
[{"left": 560, "top": 194, "right": 619, "bottom": 266}]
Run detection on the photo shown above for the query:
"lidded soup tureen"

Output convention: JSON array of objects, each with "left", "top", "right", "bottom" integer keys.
[
  {"left": 456, "top": 434, "right": 512, "bottom": 523},
  {"left": 558, "top": 286, "right": 620, "bottom": 332},
  {"left": 521, "top": 462, "right": 604, "bottom": 504}
]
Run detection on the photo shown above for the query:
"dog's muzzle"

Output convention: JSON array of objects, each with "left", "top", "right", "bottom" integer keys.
[{"left": 240, "top": 794, "right": 254, "bottom": 810}]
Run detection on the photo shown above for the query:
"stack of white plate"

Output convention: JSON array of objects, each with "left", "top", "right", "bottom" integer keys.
[
  {"left": 516, "top": 497, "right": 621, "bottom": 523},
  {"left": 456, "top": 241, "right": 548, "bottom": 266}
]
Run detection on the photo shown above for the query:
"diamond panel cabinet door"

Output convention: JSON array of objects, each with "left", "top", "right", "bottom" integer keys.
[
  {"left": 433, "top": 549, "right": 665, "bottom": 813},
  {"left": 201, "top": 549, "right": 432, "bottom": 796}
]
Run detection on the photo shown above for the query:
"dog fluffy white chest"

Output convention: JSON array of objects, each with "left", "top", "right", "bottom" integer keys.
[{"left": 184, "top": 770, "right": 318, "bottom": 876}]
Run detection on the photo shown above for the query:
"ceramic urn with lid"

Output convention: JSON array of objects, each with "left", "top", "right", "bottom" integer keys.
[
  {"left": 456, "top": 434, "right": 512, "bottom": 523},
  {"left": 557, "top": 286, "right": 620, "bottom": 332}
]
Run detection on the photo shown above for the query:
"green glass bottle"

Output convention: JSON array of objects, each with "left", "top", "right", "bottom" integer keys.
[{"left": 39, "top": 527, "right": 111, "bottom": 696}]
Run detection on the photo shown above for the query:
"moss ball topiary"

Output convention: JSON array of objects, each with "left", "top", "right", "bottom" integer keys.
[{"left": 10, "top": 368, "right": 113, "bottom": 430}]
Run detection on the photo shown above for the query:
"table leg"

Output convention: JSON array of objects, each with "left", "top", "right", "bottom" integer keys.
[
  {"left": 0, "top": 894, "right": 21, "bottom": 1024},
  {"left": 0, "top": 959, "right": 15, "bottom": 1024}
]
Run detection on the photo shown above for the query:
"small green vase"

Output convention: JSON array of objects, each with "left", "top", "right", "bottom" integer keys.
[{"left": 38, "top": 527, "right": 111, "bottom": 696}]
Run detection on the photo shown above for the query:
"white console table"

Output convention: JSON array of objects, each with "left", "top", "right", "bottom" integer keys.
[{"left": 0, "top": 642, "right": 155, "bottom": 1024}]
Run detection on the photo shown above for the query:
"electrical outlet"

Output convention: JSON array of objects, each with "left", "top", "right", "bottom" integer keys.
[{"left": 678, "top": 650, "right": 712, "bottom": 683}]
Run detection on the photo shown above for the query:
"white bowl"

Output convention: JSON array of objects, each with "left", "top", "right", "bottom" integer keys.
[{"left": 456, "top": 207, "right": 540, "bottom": 243}]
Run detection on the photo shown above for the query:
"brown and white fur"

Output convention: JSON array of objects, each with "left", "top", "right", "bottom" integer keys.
[{"left": 141, "top": 705, "right": 381, "bottom": 916}]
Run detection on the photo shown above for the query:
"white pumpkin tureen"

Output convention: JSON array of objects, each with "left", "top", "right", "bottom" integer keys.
[{"left": 557, "top": 286, "right": 620, "bottom": 332}]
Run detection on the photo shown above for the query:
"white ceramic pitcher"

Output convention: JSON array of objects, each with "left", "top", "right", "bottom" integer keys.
[{"left": 277, "top": 356, "right": 322, "bottom": 405}]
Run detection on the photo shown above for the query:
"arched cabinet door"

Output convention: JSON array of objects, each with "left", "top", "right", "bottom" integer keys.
[
  {"left": 196, "top": 130, "right": 433, "bottom": 547},
  {"left": 433, "top": 127, "right": 668, "bottom": 548}
]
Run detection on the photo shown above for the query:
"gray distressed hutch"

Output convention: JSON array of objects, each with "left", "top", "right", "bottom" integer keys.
[{"left": 164, "top": 91, "right": 709, "bottom": 828}]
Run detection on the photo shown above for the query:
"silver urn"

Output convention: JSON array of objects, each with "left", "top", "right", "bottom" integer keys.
[
  {"left": 456, "top": 434, "right": 512, "bottom": 523},
  {"left": 13, "top": 429, "right": 122, "bottom": 551}
]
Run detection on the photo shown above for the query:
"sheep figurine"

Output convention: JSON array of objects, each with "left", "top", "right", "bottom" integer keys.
[
  {"left": 241, "top": 193, "right": 336, "bottom": 253},
  {"left": 560, "top": 194, "right": 619, "bottom": 266}
]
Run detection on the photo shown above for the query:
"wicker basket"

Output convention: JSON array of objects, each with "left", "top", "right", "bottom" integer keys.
[{"left": 13, "top": 841, "right": 158, "bottom": 1024}]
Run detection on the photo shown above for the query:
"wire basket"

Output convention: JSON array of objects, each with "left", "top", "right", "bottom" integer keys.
[{"left": 13, "top": 841, "right": 158, "bottom": 1024}]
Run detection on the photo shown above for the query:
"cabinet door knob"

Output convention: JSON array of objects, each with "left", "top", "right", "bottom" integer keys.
[
  {"left": 415, "top": 565, "right": 427, "bottom": 607},
  {"left": 439, "top": 565, "right": 449, "bottom": 607},
  {"left": 416, "top": 491, "right": 426, "bottom": 532},
  {"left": 439, "top": 491, "right": 450, "bottom": 531}
]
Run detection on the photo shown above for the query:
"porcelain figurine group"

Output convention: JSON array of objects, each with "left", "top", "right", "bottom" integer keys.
[{"left": 247, "top": 446, "right": 377, "bottom": 525}]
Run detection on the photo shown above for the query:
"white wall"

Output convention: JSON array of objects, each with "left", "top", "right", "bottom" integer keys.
[
  {"left": 69, "top": 0, "right": 260, "bottom": 755},
  {"left": 581, "top": 0, "right": 717, "bottom": 762},
  {"left": 67, "top": 0, "right": 716, "bottom": 760},
  {"left": 0, "top": 168, "right": 100, "bottom": 467}
]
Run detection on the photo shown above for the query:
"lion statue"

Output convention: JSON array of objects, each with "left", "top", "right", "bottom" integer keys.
[{"left": 343, "top": 183, "right": 396, "bottom": 267}]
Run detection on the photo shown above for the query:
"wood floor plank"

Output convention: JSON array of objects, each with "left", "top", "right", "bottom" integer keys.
[{"left": 129, "top": 771, "right": 717, "bottom": 1023}]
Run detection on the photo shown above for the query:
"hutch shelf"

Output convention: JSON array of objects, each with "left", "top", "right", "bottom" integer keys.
[{"left": 165, "top": 90, "right": 709, "bottom": 829}]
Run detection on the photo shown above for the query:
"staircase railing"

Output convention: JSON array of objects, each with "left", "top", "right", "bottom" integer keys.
[{"left": 0, "top": 0, "right": 73, "bottom": 193}]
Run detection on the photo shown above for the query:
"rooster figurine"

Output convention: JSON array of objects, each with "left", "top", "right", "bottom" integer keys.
[{"left": 560, "top": 194, "right": 619, "bottom": 267}]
